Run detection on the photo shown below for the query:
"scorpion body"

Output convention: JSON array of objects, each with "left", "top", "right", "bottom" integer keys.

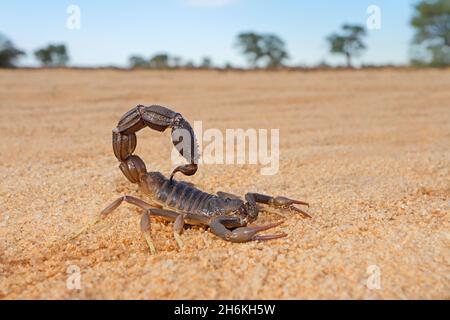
[
  {"left": 140, "top": 172, "right": 243, "bottom": 218},
  {"left": 74, "top": 105, "right": 310, "bottom": 254}
]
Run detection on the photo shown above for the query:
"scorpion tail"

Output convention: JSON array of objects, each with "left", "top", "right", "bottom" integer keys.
[{"left": 112, "top": 105, "right": 199, "bottom": 184}]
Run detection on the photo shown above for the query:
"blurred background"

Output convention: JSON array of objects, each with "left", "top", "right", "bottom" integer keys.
[{"left": 1, "top": 0, "right": 449, "bottom": 70}]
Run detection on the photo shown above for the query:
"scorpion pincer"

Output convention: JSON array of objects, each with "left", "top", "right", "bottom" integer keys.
[{"left": 73, "top": 105, "right": 311, "bottom": 254}]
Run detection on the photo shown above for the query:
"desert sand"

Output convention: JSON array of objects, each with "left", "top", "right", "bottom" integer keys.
[{"left": 0, "top": 69, "right": 449, "bottom": 299}]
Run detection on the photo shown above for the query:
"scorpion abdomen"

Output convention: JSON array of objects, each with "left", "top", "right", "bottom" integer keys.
[{"left": 140, "top": 172, "right": 226, "bottom": 216}]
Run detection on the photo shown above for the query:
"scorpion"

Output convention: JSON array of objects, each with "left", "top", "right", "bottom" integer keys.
[{"left": 73, "top": 105, "right": 310, "bottom": 254}]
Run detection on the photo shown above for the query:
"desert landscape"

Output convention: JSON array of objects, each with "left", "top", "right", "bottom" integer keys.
[{"left": 0, "top": 69, "right": 449, "bottom": 299}]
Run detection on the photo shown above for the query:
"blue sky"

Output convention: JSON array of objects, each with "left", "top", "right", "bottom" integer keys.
[{"left": 0, "top": 0, "right": 417, "bottom": 67}]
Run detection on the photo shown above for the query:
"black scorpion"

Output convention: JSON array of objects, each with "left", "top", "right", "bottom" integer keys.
[{"left": 73, "top": 105, "right": 310, "bottom": 254}]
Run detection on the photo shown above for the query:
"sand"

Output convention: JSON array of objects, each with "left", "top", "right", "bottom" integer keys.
[{"left": 0, "top": 69, "right": 449, "bottom": 299}]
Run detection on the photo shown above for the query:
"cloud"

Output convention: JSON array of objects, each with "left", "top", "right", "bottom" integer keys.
[{"left": 186, "top": 0, "right": 237, "bottom": 7}]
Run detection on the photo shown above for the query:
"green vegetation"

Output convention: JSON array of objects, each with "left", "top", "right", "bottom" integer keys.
[
  {"left": 148, "top": 53, "right": 171, "bottom": 69},
  {"left": 128, "top": 53, "right": 214, "bottom": 69},
  {"left": 0, "top": 33, "right": 25, "bottom": 68},
  {"left": 326, "top": 24, "right": 367, "bottom": 68},
  {"left": 128, "top": 55, "right": 149, "bottom": 68},
  {"left": 200, "top": 56, "right": 213, "bottom": 69},
  {"left": 234, "top": 32, "right": 289, "bottom": 68},
  {"left": 34, "top": 44, "right": 69, "bottom": 67},
  {"left": 129, "top": 53, "right": 178, "bottom": 69},
  {"left": 411, "top": 0, "right": 450, "bottom": 67}
]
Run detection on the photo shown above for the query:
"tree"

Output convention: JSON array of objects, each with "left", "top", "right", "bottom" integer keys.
[
  {"left": 224, "top": 61, "right": 233, "bottom": 69},
  {"left": 184, "top": 60, "right": 196, "bottom": 69},
  {"left": 262, "top": 34, "right": 289, "bottom": 68},
  {"left": 235, "top": 32, "right": 289, "bottom": 68},
  {"left": 411, "top": 0, "right": 450, "bottom": 67},
  {"left": 129, "top": 54, "right": 183, "bottom": 69},
  {"left": 129, "top": 55, "right": 149, "bottom": 68},
  {"left": 171, "top": 56, "right": 183, "bottom": 68},
  {"left": 327, "top": 24, "right": 367, "bottom": 67},
  {"left": 148, "top": 53, "right": 170, "bottom": 69},
  {"left": 235, "top": 32, "right": 264, "bottom": 67},
  {"left": 0, "top": 33, "right": 25, "bottom": 68},
  {"left": 200, "top": 56, "right": 213, "bottom": 68},
  {"left": 34, "top": 44, "right": 69, "bottom": 67}
]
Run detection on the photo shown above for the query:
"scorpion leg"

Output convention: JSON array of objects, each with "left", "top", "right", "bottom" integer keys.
[
  {"left": 146, "top": 210, "right": 212, "bottom": 251},
  {"left": 173, "top": 214, "right": 186, "bottom": 249},
  {"left": 172, "top": 212, "right": 218, "bottom": 250},
  {"left": 209, "top": 216, "right": 286, "bottom": 243},
  {"left": 72, "top": 195, "right": 169, "bottom": 254},
  {"left": 100, "top": 197, "right": 187, "bottom": 254},
  {"left": 98, "top": 197, "right": 211, "bottom": 252},
  {"left": 140, "top": 208, "right": 181, "bottom": 255},
  {"left": 71, "top": 195, "right": 158, "bottom": 239},
  {"left": 140, "top": 212, "right": 156, "bottom": 255},
  {"left": 246, "top": 193, "right": 311, "bottom": 218}
]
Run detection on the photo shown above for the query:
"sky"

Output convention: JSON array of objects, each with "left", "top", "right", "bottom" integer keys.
[{"left": 0, "top": 0, "right": 418, "bottom": 67}]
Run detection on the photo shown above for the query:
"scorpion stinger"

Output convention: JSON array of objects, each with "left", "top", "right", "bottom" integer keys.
[{"left": 169, "top": 114, "right": 199, "bottom": 182}]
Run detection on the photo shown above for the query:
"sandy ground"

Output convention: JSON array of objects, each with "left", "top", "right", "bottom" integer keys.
[{"left": 0, "top": 69, "right": 449, "bottom": 299}]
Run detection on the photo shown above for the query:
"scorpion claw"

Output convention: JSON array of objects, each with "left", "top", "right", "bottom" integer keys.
[
  {"left": 273, "top": 196, "right": 309, "bottom": 208},
  {"left": 252, "top": 233, "right": 288, "bottom": 241},
  {"left": 245, "top": 222, "right": 287, "bottom": 241},
  {"left": 209, "top": 217, "right": 286, "bottom": 243},
  {"left": 229, "top": 221, "right": 286, "bottom": 243},
  {"left": 273, "top": 196, "right": 311, "bottom": 218},
  {"left": 247, "top": 220, "right": 284, "bottom": 232},
  {"left": 293, "top": 200, "right": 310, "bottom": 207},
  {"left": 290, "top": 206, "right": 312, "bottom": 218}
]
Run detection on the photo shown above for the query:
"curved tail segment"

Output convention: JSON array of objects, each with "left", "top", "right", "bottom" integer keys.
[{"left": 112, "top": 105, "right": 199, "bottom": 184}]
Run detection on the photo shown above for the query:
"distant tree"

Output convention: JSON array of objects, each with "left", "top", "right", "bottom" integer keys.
[
  {"left": 411, "top": 0, "right": 450, "bottom": 67},
  {"left": 315, "top": 60, "right": 331, "bottom": 69},
  {"left": 129, "top": 54, "right": 184, "bottom": 69},
  {"left": 262, "top": 34, "right": 289, "bottom": 68},
  {"left": 200, "top": 56, "right": 213, "bottom": 68},
  {"left": 235, "top": 32, "right": 264, "bottom": 67},
  {"left": 235, "top": 32, "right": 289, "bottom": 68},
  {"left": 171, "top": 56, "right": 183, "bottom": 68},
  {"left": 224, "top": 61, "right": 233, "bottom": 69},
  {"left": 0, "top": 33, "right": 25, "bottom": 68},
  {"left": 129, "top": 55, "right": 149, "bottom": 68},
  {"left": 327, "top": 24, "right": 367, "bottom": 67},
  {"left": 34, "top": 44, "right": 69, "bottom": 67},
  {"left": 148, "top": 53, "right": 170, "bottom": 69},
  {"left": 184, "top": 60, "right": 196, "bottom": 69}
]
